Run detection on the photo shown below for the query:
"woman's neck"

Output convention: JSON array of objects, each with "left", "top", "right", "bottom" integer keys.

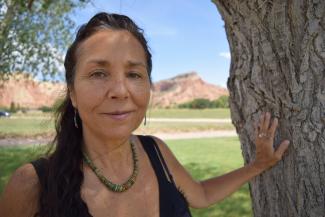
[{"left": 81, "top": 129, "right": 134, "bottom": 168}]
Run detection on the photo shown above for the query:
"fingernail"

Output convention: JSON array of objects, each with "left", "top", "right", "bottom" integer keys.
[{"left": 285, "top": 140, "right": 290, "bottom": 145}]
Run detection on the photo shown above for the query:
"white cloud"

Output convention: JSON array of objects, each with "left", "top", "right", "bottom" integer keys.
[{"left": 219, "top": 52, "right": 231, "bottom": 59}]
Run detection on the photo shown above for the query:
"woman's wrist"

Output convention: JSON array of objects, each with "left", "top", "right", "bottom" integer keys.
[{"left": 246, "top": 162, "right": 266, "bottom": 177}]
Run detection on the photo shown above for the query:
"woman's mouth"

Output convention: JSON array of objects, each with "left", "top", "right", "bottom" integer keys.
[{"left": 101, "top": 111, "right": 134, "bottom": 120}]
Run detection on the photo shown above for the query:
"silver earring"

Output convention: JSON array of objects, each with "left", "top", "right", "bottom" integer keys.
[
  {"left": 144, "top": 115, "right": 147, "bottom": 126},
  {"left": 74, "top": 109, "right": 79, "bottom": 128}
]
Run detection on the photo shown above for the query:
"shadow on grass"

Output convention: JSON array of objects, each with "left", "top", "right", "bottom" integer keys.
[
  {"left": 184, "top": 162, "right": 252, "bottom": 217},
  {"left": 0, "top": 145, "right": 47, "bottom": 194}
]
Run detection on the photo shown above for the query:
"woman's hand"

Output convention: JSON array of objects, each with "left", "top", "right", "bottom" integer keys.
[{"left": 251, "top": 112, "right": 290, "bottom": 172}]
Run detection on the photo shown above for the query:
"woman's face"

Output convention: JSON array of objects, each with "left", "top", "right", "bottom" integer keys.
[{"left": 70, "top": 29, "right": 151, "bottom": 140}]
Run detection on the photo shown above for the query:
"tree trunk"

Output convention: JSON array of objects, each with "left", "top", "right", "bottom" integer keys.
[{"left": 212, "top": 1, "right": 325, "bottom": 216}]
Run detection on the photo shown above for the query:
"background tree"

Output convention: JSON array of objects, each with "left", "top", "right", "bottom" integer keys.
[
  {"left": 212, "top": 0, "right": 325, "bottom": 216},
  {"left": 212, "top": 95, "right": 229, "bottom": 108},
  {"left": 0, "top": 0, "right": 90, "bottom": 80},
  {"left": 178, "top": 96, "right": 230, "bottom": 109}
]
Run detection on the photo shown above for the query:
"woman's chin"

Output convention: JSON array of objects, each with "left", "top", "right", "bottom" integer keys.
[{"left": 99, "top": 128, "right": 137, "bottom": 140}]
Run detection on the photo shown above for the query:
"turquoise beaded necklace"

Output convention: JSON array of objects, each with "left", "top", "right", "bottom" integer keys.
[{"left": 82, "top": 140, "right": 138, "bottom": 192}]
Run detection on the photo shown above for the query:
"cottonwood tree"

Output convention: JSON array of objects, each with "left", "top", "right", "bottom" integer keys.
[
  {"left": 212, "top": 1, "right": 325, "bottom": 216},
  {"left": 0, "top": 0, "right": 89, "bottom": 80}
]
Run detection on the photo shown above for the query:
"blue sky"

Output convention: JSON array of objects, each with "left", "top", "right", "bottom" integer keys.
[{"left": 71, "top": 0, "right": 230, "bottom": 87}]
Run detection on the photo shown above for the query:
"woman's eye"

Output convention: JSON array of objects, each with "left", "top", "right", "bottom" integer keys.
[
  {"left": 90, "top": 70, "right": 106, "bottom": 78},
  {"left": 127, "top": 72, "right": 142, "bottom": 79}
]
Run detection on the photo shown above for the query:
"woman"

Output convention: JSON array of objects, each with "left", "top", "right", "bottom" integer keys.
[{"left": 0, "top": 12, "right": 290, "bottom": 217}]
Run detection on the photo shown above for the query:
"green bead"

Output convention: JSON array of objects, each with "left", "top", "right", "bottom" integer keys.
[{"left": 83, "top": 140, "right": 138, "bottom": 193}]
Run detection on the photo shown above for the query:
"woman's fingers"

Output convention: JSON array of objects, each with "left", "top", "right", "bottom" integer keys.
[
  {"left": 274, "top": 140, "right": 290, "bottom": 161},
  {"left": 257, "top": 112, "right": 272, "bottom": 140},
  {"left": 257, "top": 112, "right": 278, "bottom": 140},
  {"left": 269, "top": 117, "right": 278, "bottom": 138},
  {"left": 258, "top": 112, "right": 270, "bottom": 132},
  {"left": 262, "top": 112, "right": 271, "bottom": 131},
  {"left": 259, "top": 113, "right": 265, "bottom": 131}
]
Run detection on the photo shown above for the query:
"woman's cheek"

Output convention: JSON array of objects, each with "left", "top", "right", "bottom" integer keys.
[{"left": 131, "top": 83, "right": 150, "bottom": 102}]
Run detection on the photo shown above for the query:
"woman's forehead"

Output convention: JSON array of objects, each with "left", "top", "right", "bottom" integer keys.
[{"left": 76, "top": 29, "right": 146, "bottom": 64}]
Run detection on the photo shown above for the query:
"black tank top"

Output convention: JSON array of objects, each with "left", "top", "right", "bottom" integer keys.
[{"left": 31, "top": 135, "right": 192, "bottom": 217}]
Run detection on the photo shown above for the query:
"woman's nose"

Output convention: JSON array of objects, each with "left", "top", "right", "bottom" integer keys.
[{"left": 107, "top": 77, "right": 129, "bottom": 99}]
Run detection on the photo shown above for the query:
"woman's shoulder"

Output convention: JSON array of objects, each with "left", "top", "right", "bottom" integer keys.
[
  {"left": 6, "top": 163, "right": 40, "bottom": 190},
  {"left": 0, "top": 163, "right": 40, "bottom": 216},
  {"left": 138, "top": 135, "right": 175, "bottom": 164},
  {"left": 138, "top": 135, "right": 169, "bottom": 150}
]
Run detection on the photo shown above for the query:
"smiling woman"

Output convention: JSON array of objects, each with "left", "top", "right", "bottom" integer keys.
[
  {"left": 0, "top": 12, "right": 289, "bottom": 217},
  {"left": 70, "top": 29, "right": 151, "bottom": 141}
]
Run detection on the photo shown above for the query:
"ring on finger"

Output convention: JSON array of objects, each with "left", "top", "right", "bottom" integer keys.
[{"left": 258, "top": 132, "right": 268, "bottom": 138}]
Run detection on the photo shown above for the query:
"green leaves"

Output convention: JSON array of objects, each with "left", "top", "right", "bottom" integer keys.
[{"left": 0, "top": 0, "right": 90, "bottom": 80}]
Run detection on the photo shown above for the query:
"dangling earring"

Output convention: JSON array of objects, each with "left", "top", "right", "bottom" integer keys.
[
  {"left": 144, "top": 115, "right": 147, "bottom": 126},
  {"left": 74, "top": 109, "right": 79, "bottom": 128}
]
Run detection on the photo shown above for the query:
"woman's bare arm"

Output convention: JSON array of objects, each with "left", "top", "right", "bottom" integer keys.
[
  {"left": 0, "top": 163, "right": 40, "bottom": 217},
  {"left": 153, "top": 112, "right": 290, "bottom": 208}
]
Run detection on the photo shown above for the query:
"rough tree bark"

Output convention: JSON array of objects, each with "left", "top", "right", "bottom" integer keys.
[{"left": 212, "top": 1, "right": 325, "bottom": 217}]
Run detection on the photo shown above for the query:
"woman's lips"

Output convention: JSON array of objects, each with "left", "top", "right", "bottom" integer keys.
[{"left": 101, "top": 111, "right": 133, "bottom": 120}]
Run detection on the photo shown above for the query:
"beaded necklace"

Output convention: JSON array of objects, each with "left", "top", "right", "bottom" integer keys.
[{"left": 83, "top": 140, "right": 138, "bottom": 192}]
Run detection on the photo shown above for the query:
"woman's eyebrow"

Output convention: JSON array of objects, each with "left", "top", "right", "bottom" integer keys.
[
  {"left": 85, "top": 59, "right": 146, "bottom": 68},
  {"left": 127, "top": 60, "right": 146, "bottom": 68},
  {"left": 86, "top": 59, "right": 110, "bottom": 66}
]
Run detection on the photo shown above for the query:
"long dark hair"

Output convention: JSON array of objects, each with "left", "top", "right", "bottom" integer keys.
[{"left": 37, "top": 12, "right": 152, "bottom": 217}]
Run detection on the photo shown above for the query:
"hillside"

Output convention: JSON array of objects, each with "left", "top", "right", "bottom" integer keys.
[
  {"left": 151, "top": 72, "right": 228, "bottom": 108},
  {"left": 0, "top": 73, "right": 65, "bottom": 109}
]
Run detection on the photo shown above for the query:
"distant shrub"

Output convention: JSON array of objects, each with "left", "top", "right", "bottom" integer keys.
[
  {"left": 9, "top": 102, "right": 19, "bottom": 113},
  {"left": 6, "top": 102, "right": 29, "bottom": 113},
  {"left": 191, "top": 98, "right": 213, "bottom": 109},
  {"left": 178, "top": 98, "right": 213, "bottom": 109},
  {"left": 212, "top": 95, "right": 229, "bottom": 108},
  {"left": 39, "top": 106, "right": 53, "bottom": 113},
  {"left": 39, "top": 97, "right": 65, "bottom": 113},
  {"left": 178, "top": 96, "right": 229, "bottom": 109}
]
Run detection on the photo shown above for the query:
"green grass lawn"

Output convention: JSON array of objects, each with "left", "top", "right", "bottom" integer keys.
[
  {"left": 0, "top": 117, "right": 54, "bottom": 138},
  {"left": 167, "top": 137, "right": 251, "bottom": 217},
  {"left": 0, "top": 137, "right": 251, "bottom": 217},
  {"left": 0, "top": 145, "right": 48, "bottom": 192}
]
